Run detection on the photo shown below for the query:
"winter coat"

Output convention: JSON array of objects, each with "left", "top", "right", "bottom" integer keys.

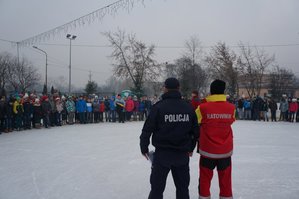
[
  {"left": 279, "top": 100, "right": 289, "bottom": 112},
  {"left": 86, "top": 102, "right": 92, "bottom": 113},
  {"left": 144, "top": 100, "right": 152, "bottom": 110},
  {"left": 92, "top": 101, "right": 100, "bottom": 113},
  {"left": 56, "top": 101, "right": 63, "bottom": 113},
  {"left": 6, "top": 100, "right": 14, "bottom": 117},
  {"left": 115, "top": 98, "right": 125, "bottom": 112},
  {"left": 191, "top": 96, "right": 201, "bottom": 110},
  {"left": 23, "top": 101, "right": 33, "bottom": 115},
  {"left": 289, "top": 102, "right": 298, "bottom": 113},
  {"left": 13, "top": 100, "right": 23, "bottom": 115},
  {"left": 196, "top": 94, "right": 235, "bottom": 159},
  {"left": 66, "top": 100, "right": 76, "bottom": 113},
  {"left": 268, "top": 101, "right": 277, "bottom": 111},
  {"left": 109, "top": 99, "right": 115, "bottom": 111},
  {"left": 139, "top": 101, "right": 145, "bottom": 112},
  {"left": 140, "top": 90, "right": 199, "bottom": 154},
  {"left": 133, "top": 100, "right": 139, "bottom": 112},
  {"left": 41, "top": 101, "right": 52, "bottom": 115},
  {"left": 49, "top": 99, "right": 55, "bottom": 113},
  {"left": 76, "top": 99, "right": 87, "bottom": 113},
  {"left": 125, "top": 99, "right": 134, "bottom": 112},
  {"left": 237, "top": 99, "right": 244, "bottom": 109},
  {"left": 0, "top": 99, "right": 6, "bottom": 119},
  {"left": 252, "top": 98, "right": 262, "bottom": 111},
  {"left": 99, "top": 102, "right": 105, "bottom": 112},
  {"left": 104, "top": 99, "right": 110, "bottom": 111},
  {"left": 33, "top": 104, "right": 42, "bottom": 120},
  {"left": 243, "top": 100, "right": 251, "bottom": 110}
]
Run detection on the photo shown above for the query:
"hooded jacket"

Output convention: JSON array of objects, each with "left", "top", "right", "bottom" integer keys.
[{"left": 195, "top": 94, "right": 235, "bottom": 159}]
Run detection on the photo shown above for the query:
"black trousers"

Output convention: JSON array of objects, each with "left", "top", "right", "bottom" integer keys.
[
  {"left": 148, "top": 150, "right": 190, "bottom": 199},
  {"left": 117, "top": 110, "right": 125, "bottom": 123}
]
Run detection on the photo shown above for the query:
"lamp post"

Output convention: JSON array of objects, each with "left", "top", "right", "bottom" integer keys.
[
  {"left": 33, "top": 46, "right": 48, "bottom": 93},
  {"left": 66, "top": 34, "right": 77, "bottom": 94}
]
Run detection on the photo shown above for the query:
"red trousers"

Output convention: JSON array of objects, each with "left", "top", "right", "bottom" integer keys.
[{"left": 199, "top": 156, "right": 232, "bottom": 198}]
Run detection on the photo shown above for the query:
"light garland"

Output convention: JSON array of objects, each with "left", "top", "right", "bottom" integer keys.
[{"left": 19, "top": 0, "right": 145, "bottom": 46}]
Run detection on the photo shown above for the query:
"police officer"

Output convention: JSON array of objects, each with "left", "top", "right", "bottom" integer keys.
[{"left": 140, "top": 77, "right": 199, "bottom": 199}]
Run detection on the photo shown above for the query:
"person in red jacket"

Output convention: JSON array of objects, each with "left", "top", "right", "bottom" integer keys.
[
  {"left": 289, "top": 98, "right": 298, "bottom": 122},
  {"left": 191, "top": 90, "right": 201, "bottom": 110},
  {"left": 99, "top": 100, "right": 105, "bottom": 122},
  {"left": 195, "top": 79, "right": 235, "bottom": 199},
  {"left": 125, "top": 96, "right": 134, "bottom": 121}
]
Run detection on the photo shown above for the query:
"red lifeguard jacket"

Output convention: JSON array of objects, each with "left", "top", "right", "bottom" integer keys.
[{"left": 195, "top": 94, "right": 235, "bottom": 158}]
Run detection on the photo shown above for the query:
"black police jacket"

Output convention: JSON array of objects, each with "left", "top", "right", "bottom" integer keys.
[{"left": 140, "top": 90, "right": 199, "bottom": 154}]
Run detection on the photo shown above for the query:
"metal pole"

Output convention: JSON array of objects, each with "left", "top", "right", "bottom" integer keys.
[
  {"left": 45, "top": 53, "right": 48, "bottom": 91},
  {"left": 66, "top": 34, "right": 76, "bottom": 94},
  {"left": 69, "top": 38, "right": 72, "bottom": 94}
]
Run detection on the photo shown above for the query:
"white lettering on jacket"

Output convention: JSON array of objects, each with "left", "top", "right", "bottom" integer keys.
[
  {"left": 206, "top": 113, "right": 232, "bottom": 119},
  {"left": 165, "top": 114, "right": 190, "bottom": 122}
]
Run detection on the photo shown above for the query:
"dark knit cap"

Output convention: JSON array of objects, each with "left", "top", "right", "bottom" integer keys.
[
  {"left": 164, "top": 77, "right": 180, "bottom": 89},
  {"left": 210, "top": 79, "right": 226, "bottom": 94}
]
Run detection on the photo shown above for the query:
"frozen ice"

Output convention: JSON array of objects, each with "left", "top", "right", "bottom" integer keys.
[{"left": 0, "top": 121, "right": 299, "bottom": 199}]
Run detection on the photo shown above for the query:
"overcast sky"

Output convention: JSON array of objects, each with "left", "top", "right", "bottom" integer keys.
[{"left": 0, "top": 0, "right": 298, "bottom": 88}]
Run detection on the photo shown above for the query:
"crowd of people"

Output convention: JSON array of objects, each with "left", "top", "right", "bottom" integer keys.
[
  {"left": 190, "top": 91, "right": 299, "bottom": 123},
  {"left": 1, "top": 90, "right": 298, "bottom": 135},
  {"left": 0, "top": 92, "right": 158, "bottom": 134},
  {"left": 233, "top": 95, "right": 299, "bottom": 122}
]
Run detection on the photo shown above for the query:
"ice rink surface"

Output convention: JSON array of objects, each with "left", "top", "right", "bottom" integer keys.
[{"left": 0, "top": 121, "right": 299, "bottom": 199}]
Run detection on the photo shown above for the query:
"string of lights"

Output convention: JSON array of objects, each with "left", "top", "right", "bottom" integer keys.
[{"left": 17, "top": 0, "right": 145, "bottom": 46}]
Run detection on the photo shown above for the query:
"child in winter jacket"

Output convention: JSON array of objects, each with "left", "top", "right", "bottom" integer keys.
[
  {"left": 125, "top": 96, "right": 134, "bottom": 121},
  {"left": 289, "top": 98, "right": 298, "bottom": 122},
  {"left": 13, "top": 97, "right": 23, "bottom": 130},
  {"left": 99, "top": 100, "right": 105, "bottom": 122}
]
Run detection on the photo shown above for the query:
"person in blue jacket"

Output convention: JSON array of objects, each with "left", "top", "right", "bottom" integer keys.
[
  {"left": 139, "top": 99, "right": 146, "bottom": 121},
  {"left": 109, "top": 96, "right": 116, "bottom": 122},
  {"left": 76, "top": 96, "right": 87, "bottom": 124}
]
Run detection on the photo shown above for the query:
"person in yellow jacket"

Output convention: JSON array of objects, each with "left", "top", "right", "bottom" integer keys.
[{"left": 13, "top": 97, "right": 24, "bottom": 131}]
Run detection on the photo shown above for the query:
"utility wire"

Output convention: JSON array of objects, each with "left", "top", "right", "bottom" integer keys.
[{"left": 36, "top": 42, "right": 299, "bottom": 49}]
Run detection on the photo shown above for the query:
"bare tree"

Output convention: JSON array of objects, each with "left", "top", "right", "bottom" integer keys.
[
  {"left": 164, "top": 62, "right": 179, "bottom": 78},
  {"left": 183, "top": 36, "right": 209, "bottom": 96},
  {"left": 165, "top": 57, "right": 208, "bottom": 97},
  {"left": 6, "top": 57, "right": 41, "bottom": 92},
  {"left": 237, "top": 43, "right": 275, "bottom": 98},
  {"left": 269, "top": 65, "right": 297, "bottom": 100},
  {"left": 0, "top": 53, "right": 11, "bottom": 91},
  {"left": 103, "top": 29, "right": 161, "bottom": 96},
  {"left": 184, "top": 35, "right": 203, "bottom": 66},
  {"left": 206, "top": 42, "right": 238, "bottom": 96}
]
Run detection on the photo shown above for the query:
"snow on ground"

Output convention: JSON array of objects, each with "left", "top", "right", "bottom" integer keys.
[{"left": 0, "top": 121, "right": 299, "bottom": 199}]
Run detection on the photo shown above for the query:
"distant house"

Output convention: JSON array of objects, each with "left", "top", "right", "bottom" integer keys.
[{"left": 238, "top": 74, "right": 299, "bottom": 99}]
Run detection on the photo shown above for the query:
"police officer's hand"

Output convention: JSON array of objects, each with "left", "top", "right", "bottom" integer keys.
[
  {"left": 188, "top": 152, "right": 193, "bottom": 157},
  {"left": 142, "top": 153, "right": 149, "bottom": 160}
]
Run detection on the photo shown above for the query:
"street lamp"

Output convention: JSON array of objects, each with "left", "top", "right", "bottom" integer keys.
[
  {"left": 66, "top": 34, "right": 77, "bottom": 94},
  {"left": 33, "top": 46, "right": 48, "bottom": 93}
]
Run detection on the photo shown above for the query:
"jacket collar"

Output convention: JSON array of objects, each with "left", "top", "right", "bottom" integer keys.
[
  {"left": 206, "top": 94, "right": 227, "bottom": 102},
  {"left": 162, "top": 90, "right": 182, "bottom": 100}
]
